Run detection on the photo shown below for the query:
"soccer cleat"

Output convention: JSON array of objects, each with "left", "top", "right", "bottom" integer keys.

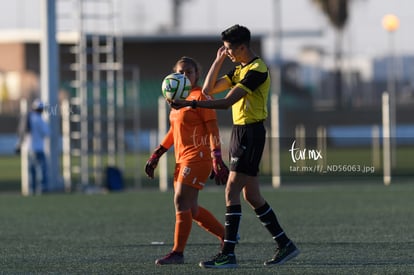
[
  {"left": 199, "top": 253, "right": 237, "bottom": 269},
  {"left": 264, "top": 241, "right": 300, "bottom": 266},
  {"left": 155, "top": 251, "right": 184, "bottom": 265}
]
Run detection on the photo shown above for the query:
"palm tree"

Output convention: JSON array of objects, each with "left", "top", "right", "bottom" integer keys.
[{"left": 312, "top": 0, "right": 349, "bottom": 108}]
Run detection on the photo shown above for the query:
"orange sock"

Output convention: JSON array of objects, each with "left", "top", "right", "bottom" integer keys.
[
  {"left": 172, "top": 209, "right": 192, "bottom": 253},
  {"left": 193, "top": 206, "right": 225, "bottom": 242}
]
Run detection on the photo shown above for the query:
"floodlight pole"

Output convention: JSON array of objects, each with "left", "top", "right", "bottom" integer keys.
[
  {"left": 382, "top": 14, "right": 400, "bottom": 171},
  {"left": 270, "top": 0, "right": 282, "bottom": 188},
  {"left": 40, "top": 0, "right": 62, "bottom": 192},
  {"left": 382, "top": 92, "right": 391, "bottom": 185},
  {"left": 387, "top": 31, "right": 397, "bottom": 169}
]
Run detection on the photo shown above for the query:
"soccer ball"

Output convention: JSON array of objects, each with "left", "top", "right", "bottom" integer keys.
[{"left": 161, "top": 73, "right": 191, "bottom": 100}]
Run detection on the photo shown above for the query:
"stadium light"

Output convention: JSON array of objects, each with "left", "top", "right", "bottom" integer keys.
[
  {"left": 381, "top": 14, "right": 400, "bottom": 184},
  {"left": 382, "top": 14, "right": 400, "bottom": 32}
]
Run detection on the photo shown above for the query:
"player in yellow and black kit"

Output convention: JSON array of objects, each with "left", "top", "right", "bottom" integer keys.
[{"left": 171, "top": 24, "right": 300, "bottom": 269}]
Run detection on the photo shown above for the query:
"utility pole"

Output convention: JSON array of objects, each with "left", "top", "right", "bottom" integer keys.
[{"left": 40, "top": 0, "right": 62, "bottom": 191}]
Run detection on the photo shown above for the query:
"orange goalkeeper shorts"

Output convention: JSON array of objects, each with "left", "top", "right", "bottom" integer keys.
[{"left": 173, "top": 161, "right": 212, "bottom": 190}]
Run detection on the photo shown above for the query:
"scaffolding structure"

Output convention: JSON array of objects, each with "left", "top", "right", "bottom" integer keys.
[{"left": 60, "top": 0, "right": 124, "bottom": 189}]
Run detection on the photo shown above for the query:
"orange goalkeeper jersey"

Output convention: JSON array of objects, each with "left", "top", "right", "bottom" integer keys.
[{"left": 161, "top": 87, "right": 219, "bottom": 163}]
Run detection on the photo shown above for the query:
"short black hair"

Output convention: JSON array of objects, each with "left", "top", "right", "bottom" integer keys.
[{"left": 221, "top": 24, "right": 251, "bottom": 46}]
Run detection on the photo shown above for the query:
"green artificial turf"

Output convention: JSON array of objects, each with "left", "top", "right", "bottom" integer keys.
[{"left": 1, "top": 183, "right": 413, "bottom": 274}]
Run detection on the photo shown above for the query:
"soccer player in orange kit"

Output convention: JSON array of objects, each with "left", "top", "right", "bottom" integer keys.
[{"left": 145, "top": 56, "right": 229, "bottom": 265}]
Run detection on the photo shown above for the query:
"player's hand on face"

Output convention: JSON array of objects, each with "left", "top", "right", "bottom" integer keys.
[
  {"left": 216, "top": 46, "right": 227, "bottom": 61},
  {"left": 217, "top": 45, "right": 227, "bottom": 58}
]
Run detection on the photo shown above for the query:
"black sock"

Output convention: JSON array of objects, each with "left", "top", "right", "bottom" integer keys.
[
  {"left": 222, "top": 204, "right": 242, "bottom": 255},
  {"left": 255, "top": 202, "right": 290, "bottom": 248}
]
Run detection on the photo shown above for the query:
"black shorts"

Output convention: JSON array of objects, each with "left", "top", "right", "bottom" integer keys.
[{"left": 229, "top": 121, "right": 266, "bottom": 177}]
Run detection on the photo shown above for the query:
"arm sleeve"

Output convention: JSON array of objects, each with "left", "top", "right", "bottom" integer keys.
[
  {"left": 237, "top": 69, "right": 268, "bottom": 92},
  {"left": 225, "top": 68, "right": 236, "bottom": 85},
  {"left": 160, "top": 127, "right": 174, "bottom": 149}
]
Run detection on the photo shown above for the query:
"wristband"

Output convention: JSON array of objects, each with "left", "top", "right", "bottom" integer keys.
[
  {"left": 153, "top": 145, "right": 168, "bottom": 158},
  {"left": 212, "top": 149, "right": 221, "bottom": 158},
  {"left": 191, "top": 100, "right": 197, "bottom": 109}
]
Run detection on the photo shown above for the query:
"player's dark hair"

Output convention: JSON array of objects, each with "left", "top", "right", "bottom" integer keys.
[{"left": 221, "top": 24, "right": 251, "bottom": 47}]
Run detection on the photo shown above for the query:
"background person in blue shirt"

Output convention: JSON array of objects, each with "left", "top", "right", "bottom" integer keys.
[
  {"left": 28, "top": 99, "right": 49, "bottom": 193},
  {"left": 16, "top": 99, "right": 50, "bottom": 194}
]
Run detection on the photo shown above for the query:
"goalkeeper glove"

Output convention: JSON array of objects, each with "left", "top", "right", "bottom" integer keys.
[
  {"left": 145, "top": 145, "right": 168, "bottom": 179},
  {"left": 210, "top": 149, "right": 229, "bottom": 185}
]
